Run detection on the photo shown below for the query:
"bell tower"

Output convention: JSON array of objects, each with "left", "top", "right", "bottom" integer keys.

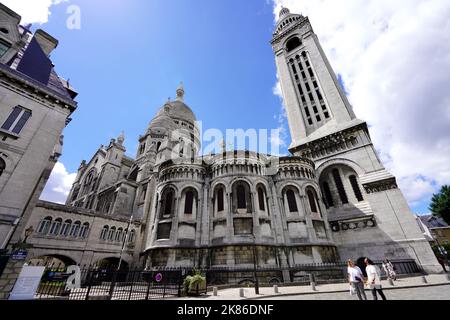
[
  {"left": 271, "top": 7, "right": 441, "bottom": 273},
  {"left": 271, "top": 7, "right": 359, "bottom": 151}
]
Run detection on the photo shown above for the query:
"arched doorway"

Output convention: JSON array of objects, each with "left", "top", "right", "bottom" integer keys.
[{"left": 28, "top": 254, "right": 77, "bottom": 268}]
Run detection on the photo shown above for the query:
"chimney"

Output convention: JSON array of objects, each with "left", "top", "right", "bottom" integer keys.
[{"left": 34, "top": 29, "right": 59, "bottom": 57}]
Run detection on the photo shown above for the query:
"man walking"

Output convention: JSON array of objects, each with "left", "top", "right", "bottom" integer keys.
[{"left": 365, "top": 258, "right": 387, "bottom": 301}]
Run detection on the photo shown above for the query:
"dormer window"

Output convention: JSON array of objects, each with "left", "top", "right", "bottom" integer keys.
[
  {"left": 1, "top": 106, "right": 32, "bottom": 135},
  {"left": 0, "top": 38, "right": 10, "bottom": 58}
]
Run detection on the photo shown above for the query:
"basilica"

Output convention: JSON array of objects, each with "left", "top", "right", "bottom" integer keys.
[{"left": 0, "top": 4, "right": 441, "bottom": 289}]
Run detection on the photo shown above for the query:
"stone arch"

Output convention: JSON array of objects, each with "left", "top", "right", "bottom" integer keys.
[
  {"left": 316, "top": 158, "right": 365, "bottom": 179},
  {"left": 27, "top": 253, "right": 78, "bottom": 268},
  {"left": 231, "top": 180, "right": 253, "bottom": 214}
]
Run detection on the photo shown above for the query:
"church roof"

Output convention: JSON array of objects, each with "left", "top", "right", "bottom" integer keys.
[{"left": 155, "top": 100, "right": 196, "bottom": 124}]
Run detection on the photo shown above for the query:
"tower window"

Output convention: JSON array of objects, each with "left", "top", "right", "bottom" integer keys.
[
  {"left": 307, "top": 190, "right": 318, "bottom": 213},
  {"left": 286, "top": 37, "right": 302, "bottom": 52},
  {"left": 237, "top": 185, "right": 246, "bottom": 209},
  {"left": 286, "top": 190, "right": 298, "bottom": 213},
  {"left": 350, "top": 175, "right": 364, "bottom": 202},
  {"left": 332, "top": 169, "right": 349, "bottom": 205},
  {"left": 308, "top": 68, "right": 314, "bottom": 78},
  {"left": 291, "top": 64, "right": 297, "bottom": 74},
  {"left": 322, "top": 182, "right": 334, "bottom": 208},
  {"left": 305, "top": 83, "right": 311, "bottom": 92},
  {"left": 184, "top": 190, "right": 195, "bottom": 214},
  {"left": 1, "top": 106, "right": 32, "bottom": 134},
  {"left": 258, "top": 187, "right": 266, "bottom": 211},
  {"left": 217, "top": 187, "right": 224, "bottom": 212}
]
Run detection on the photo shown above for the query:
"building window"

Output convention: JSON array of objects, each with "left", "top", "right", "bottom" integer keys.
[
  {"left": 286, "top": 37, "right": 302, "bottom": 52},
  {"left": 286, "top": 190, "right": 298, "bottom": 213},
  {"left": 116, "top": 228, "right": 123, "bottom": 242},
  {"left": 100, "top": 226, "right": 109, "bottom": 240},
  {"left": 160, "top": 188, "right": 175, "bottom": 218},
  {"left": 0, "top": 157, "right": 5, "bottom": 177},
  {"left": 332, "top": 169, "right": 348, "bottom": 205},
  {"left": 80, "top": 223, "right": 90, "bottom": 239},
  {"left": 108, "top": 227, "right": 116, "bottom": 241},
  {"left": 184, "top": 190, "right": 195, "bottom": 214},
  {"left": 216, "top": 186, "right": 224, "bottom": 212},
  {"left": 307, "top": 189, "right": 319, "bottom": 214},
  {"left": 128, "top": 230, "right": 135, "bottom": 244},
  {"left": 49, "top": 218, "right": 62, "bottom": 236},
  {"left": 258, "top": 187, "right": 266, "bottom": 211},
  {"left": 60, "top": 220, "right": 72, "bottom": 237},
  {"left": 322, "top": 182, "right": 334, "bottom": 208},
  {"left": 70, "top": 221, "right": 81, "bottom": 237},
  {"left": 236, "top": 185, "right": 247, "bottom": 209},
  {"left": 38, "top": 217, "right": 52, "bottom": 235},
  {"left": 1, "top": 106, "right": 32, "bottom": 134},
  {"left": 141, "top": 184, "right": 148, "bottom": 202},
  {"left": 0, "top": 38, "right": 10, "bottom": 57},
  {"left": 349, "top": 175, "right": 364, "bottom": 202}
]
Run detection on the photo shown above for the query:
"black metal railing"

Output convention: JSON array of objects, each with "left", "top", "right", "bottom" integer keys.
[{"left": 30, "top": 259, "right": 421, "bottom": 300}]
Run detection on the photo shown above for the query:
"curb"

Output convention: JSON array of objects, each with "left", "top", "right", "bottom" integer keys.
[{"left": 246, "top": 282, "right": 450, "bottom": 300}]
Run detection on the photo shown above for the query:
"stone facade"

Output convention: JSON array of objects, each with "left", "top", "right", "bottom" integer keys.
[{"left": 0, "top": 4, "right": 443, "bottom": 301}]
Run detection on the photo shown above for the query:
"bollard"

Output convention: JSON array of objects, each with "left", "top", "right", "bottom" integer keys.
[
  {"left": 239, "top": 288, "right": 245, "bottom": 298},
  {"left": 274, "top": 285, "right": 279, "bottom": 294},
  {"left": 421, "top": 276, "right": 428, "bottom": 284},
  {"left": 309, "top": 274, "right": 317, "bottom": 291},
  {"left": 213, "top": 287, "right": 218, "bottom": 297},
  {"left": 388, "top": 278, "right": 394, "bottom": 286}
]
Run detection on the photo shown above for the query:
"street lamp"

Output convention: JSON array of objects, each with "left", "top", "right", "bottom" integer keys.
[
  {"left": 251, "top": 233, "right": 260, "bottom": 295},
  {"left": 23, "top": 226, "right": 34, "bottom": 244}
]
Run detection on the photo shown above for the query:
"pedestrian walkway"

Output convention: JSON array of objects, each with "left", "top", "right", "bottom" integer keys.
[{"left": 173, "top": 274, "right": 450, "bottom": 300}]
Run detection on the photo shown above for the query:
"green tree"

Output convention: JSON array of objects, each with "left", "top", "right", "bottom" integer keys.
[{"left": 429, "top": 185, "right": 450, "bottom": 225}]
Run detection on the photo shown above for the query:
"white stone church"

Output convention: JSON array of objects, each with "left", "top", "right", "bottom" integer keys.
[{"left": 0, "top": 4, "right": 441, "bottom": 283}]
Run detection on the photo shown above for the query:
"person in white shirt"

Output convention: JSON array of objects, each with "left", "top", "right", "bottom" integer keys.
[
  {"left": 365, "top": 258, "right": 387, "bottom": 300},
  {"left": 347, "top": 259, "right": 367, "bottom": 300}
]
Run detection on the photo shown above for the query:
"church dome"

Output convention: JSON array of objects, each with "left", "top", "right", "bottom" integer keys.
[
  {"left": 155, "top": 100, "right": 196, "bottom": 124},
  {"left": 279, "top": 6, "right": 290, "bottom": 18}
]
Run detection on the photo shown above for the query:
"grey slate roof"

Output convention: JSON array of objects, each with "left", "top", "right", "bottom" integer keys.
[{"left": 419, "top": 215, "right": 449, "bottom": 229}]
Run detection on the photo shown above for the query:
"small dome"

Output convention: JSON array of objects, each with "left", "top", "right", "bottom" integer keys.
[{"left": 279, "top": 6, "right": 290, "bottom": 18}]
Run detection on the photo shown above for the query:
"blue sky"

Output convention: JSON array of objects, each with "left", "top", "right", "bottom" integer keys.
[{"left": 8, "top": 0, "right": 448, "bottom": 215}]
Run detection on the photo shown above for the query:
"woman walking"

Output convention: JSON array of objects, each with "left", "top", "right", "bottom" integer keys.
[
  {"left": 365, "top": 258, "right": 387, "bottom": 300},
  {"left": 347, "top": 259, "right": 367, "bottom": 300}
]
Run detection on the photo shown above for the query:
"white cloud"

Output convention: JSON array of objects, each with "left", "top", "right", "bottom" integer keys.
[
  {"left": 40, "top": 162, "right": 76, "bottom": 204},
  {"left": 271, "top": 78, "right": 289, "bottom": 155},
  {"left": 1, "top": 0, "right": 67, "bottom": 24},
  {"left": 272, "top": 0, "right": 450, "bottom": 209}
]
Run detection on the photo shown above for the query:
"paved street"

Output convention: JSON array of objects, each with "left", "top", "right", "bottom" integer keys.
[{"left": 260, "top": 284, "right": 450, "bottom": 300}]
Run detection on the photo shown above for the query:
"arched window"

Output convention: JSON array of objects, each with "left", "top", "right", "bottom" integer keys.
[
  {"left": 286, "top": 190, "right": 298, "bottom": 213},
  {"left": 216, "top": 186, "right": 224, "bottom": 212},
  {"left": 60, "top": 220, "right": 72, "bottom": 237},
  {"left": 332, "top": 169, "right": 348, "bottom": 205},
  {"left": 322, "top": 182, "right": 334, "bottom": 208},
  {"left": 160, "top": 188, "right": 175, "bottom": 218},
  {"left": 108, "top": 227, "right": 116, "bottom": 241},
  {"left": 128, "top": 230, "right": 135, "bottom": 243},
  {"left": 184, "top": 190, "right": 195, "bottom": 214},
  {"left": 49, "top": 218, "right": 62, "bottom": 236},
  {"left": 123, "top": 229, "right": 128, "bottom": 242},
  {"left": 349, "top": 175, "right": 364, "bottom": 202},
  {"left": 258, "top": 187, "right": 266, "bottom": 211},
  {"left": 70, "top": 221, "right": 81, "bottom": 237},
  {"left": 80, "top": 223, "right": 90, "bottom": 239},
  {"left": 236, "top": 185, "right": 246, "bottom": 209},
  {"left": 38, "top": 217, "right": 52, "bottom": 235},
  {"left": 286, "top": 37, "right": 302, "bottom": 52},
  {"left": 100, "top": 226, "right": 109, "bottom": 240},
  {"left": 116, "top": 228, "right": 123, "bottom": 242},
  {"left": 0, "top": 157, "right": 5, "bottom": 177},
  {"left": 307, "top": 189, "right": 319, "bottom": 214},
  {"left": 156, "top": 141, "right": 161, "bottom": 152}
]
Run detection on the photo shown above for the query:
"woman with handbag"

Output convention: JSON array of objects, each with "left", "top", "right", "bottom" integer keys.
[
  {"left": 347, "top": 259, "right": 367, "bottom": 300},
  {"left": 365, "top": 258, "right": 387, "bottom": 300}
]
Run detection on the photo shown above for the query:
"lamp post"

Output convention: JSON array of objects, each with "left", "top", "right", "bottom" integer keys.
[
  {"left": 251, "top": 233, "right": 260, "bottom": 295},
  {"left": 23, "top": 226, "right": 34, "bottom": 244}
]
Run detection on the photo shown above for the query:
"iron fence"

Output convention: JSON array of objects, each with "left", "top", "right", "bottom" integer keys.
[{"left": 30, "top": 259, "right": 422, "bottom": 300}]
